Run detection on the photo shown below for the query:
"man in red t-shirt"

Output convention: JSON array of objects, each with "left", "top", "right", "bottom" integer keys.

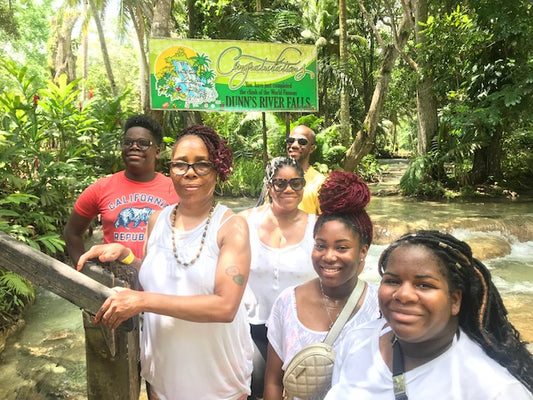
[{"left": 64, "top": 115, "right": 179, "bottom": 264}]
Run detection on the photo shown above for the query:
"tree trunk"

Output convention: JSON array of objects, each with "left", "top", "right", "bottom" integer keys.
[
  {"left": 187, "top": 0, "right": 198, "bottom": 36},
  {"left": 81, "top": 0, "right": 89, "bottom": 99},
  {"left": 49, "top": 10, "right": 78, "bottom": 84},
  {"left": 339, "top": 0, "right": 351, "bottom": 145},
  {"left": 128, "top": 5, "right": 150, "bottom": 114},
  {"left": 468, "top": 129, "right": 503, "bottom": 184},
  {"left": 343, "top": 10, "right": 413, "bottom": 171},
  {"left": 149, "top": 0, "right": 173, "bottom": 126},
  {"left": 414, "top": 0, "right": 438, "bottom": 155},
  {"left": 416, "top": 77, "right": 438, "bottom": 154},
  {"left": 88, "top": 0, "right": 119, "bottom": 98}
]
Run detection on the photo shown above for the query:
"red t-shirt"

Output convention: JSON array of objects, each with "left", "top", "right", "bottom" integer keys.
[{"left": 74, "top": 171, "right": 179, "bottom": 258}]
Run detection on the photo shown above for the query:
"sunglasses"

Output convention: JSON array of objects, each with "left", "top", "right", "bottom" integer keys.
[
  {"left": 270, "top": 177, "right": 306, "bottom": 192},
  {"left": 170, "top": 161, "right": 213, "bottom": 176},
  {"left": 286, "top": 137, "right": 309, "bottom": 146},
  {"left": 121, "top": 138, "right": 154, "bottom": 151}
]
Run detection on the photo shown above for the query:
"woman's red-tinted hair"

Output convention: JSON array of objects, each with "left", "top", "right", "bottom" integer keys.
[
  {"left": 175, "top": 125, "right": 233, "bottom": 182},
  {"left": 315, "top": 170, "right": 373, "bottom": 245}
]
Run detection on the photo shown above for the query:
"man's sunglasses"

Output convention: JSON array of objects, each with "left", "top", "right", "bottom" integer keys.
[
  {"left": 270, "top": 177, "right": 306, "bottom": 192},
  {"left": 121, "top": 138, "right": 154, "bottom": 151},
  {"left": 286, "top": 137, "right": 309, "bottom": 146}
]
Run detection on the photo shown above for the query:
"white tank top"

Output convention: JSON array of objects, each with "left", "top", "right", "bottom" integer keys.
[
  {"left": 139, "top": 203, "right": 253, "bottom": 399},
  {"left": 244, "top": 207, "right": 316, "bottom": 325}
]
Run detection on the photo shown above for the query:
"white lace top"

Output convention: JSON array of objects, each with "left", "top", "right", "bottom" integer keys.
[
  {"left": 244, "top": 207, "right": 317, "bottom": 324},
  {"left": 266, "top": 282, "right": 380, "bottom": 370}
]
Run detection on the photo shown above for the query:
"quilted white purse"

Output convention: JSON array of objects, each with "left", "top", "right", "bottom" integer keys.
[{"left": 282, "top": 279, "right": 366, "bottom": 399}]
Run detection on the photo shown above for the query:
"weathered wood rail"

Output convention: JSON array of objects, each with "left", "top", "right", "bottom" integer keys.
[{"left": 0, "top": 231, "right": 140, "bottom": 399}]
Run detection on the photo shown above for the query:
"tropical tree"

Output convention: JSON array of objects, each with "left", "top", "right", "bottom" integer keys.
[
  {"left": 344, "top": 0, "right": 414, "bottom": 171},
  {"left": 412, "top": 0, "right": 438, "bottom": 155},
  {"left": 87, "top": 0, "right": 119, "bottom": 97},
  {"left": 338, "top": 0, "right": 351, "bottom": 145}
]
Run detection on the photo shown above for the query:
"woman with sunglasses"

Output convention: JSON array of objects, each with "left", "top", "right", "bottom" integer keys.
[
  {"left": 64, "top": 114, "right": 179, "bottom": 265},
  {"left": 240, "top": 156, "right": 317, "bottom": 399},
  {"left": 325, "top": 231, "right": 533, "bottom": 399},
  {"left": 77, "top": 125, "right": 253, "bottom": 399},
  {"left": 264, "top": 171, "right": 380, "bottom": 400}
]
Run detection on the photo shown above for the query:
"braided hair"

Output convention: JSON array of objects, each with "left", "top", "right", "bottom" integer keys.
[
  {"left": 378, "top": 230, "right": 533, "bottom": 392},
  {"left": 175, "top": 125, "right": 233, "bottom": 182},
  {"left": 314, "top": 170, "right": 373, "bottom": 245}
]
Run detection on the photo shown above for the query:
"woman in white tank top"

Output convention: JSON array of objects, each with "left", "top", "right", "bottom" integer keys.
[
  {"left": 77, "top": 125, "right": 253, "bottom": 400},
  {"left": 239, "top": 156, "right": 317, "bottom": 399}
]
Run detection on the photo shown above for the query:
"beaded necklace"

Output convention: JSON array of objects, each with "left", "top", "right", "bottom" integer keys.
[{"left": 171, "top": 201, "right": 216, "bottom": 267}]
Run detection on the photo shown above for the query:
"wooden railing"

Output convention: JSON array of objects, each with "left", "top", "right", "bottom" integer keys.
[{"left": 0, "top": 231, "right": 140, "bottom": 399}]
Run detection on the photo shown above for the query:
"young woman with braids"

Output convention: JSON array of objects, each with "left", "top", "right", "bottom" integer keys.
[
  {"left": 77, "top": 125, "right": 253, "bottom": 400},
  {"left": 263, "top": 171, "right": 381, "bottom": 400},
  {"left": 325, "top": 230, "right": 533, "bottom": 400},
  {"left": 240, "top": 156, "right": 317, "bottom": 399}
]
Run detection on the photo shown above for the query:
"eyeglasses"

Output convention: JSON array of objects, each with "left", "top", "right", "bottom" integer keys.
[
  {"left": 286, "top": 137, "right": 309, "bottom": 146},
  {"left": 122, "top": 138, "right": 154, "bottom": 151},
  {"left": 170, "top": 161, "right": 213, "bottom": 176},
  {"left": 270, "top": 177, "right": 306, "bottom": 192}
]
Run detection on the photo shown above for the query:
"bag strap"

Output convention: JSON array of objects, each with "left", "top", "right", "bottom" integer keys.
[
  {"left": 323, "top": 279, "right": 366, "bottom": 346},
  {"left": 392, "top": 336, "right": 409, "bottom": 400}
]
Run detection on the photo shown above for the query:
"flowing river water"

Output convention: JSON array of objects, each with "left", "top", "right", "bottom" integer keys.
[{"left": 0, "top": 194, "right": 532, "bottom": 399}]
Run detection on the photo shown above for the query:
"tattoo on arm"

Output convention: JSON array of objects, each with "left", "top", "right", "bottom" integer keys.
[{"left": 225, "top": 265, "right": 244, "bottom": 286}]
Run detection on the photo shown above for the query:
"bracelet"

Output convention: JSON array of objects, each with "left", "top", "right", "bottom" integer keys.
[{"left": 120, "top": 249, "right": 135, "bottom": 265}]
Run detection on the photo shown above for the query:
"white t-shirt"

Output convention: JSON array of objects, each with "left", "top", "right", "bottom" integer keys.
[
  {"left": 244, "top": 208, "right": 316, "bottom": 324},
  {"left": 325, "top": 319, "right": 532, "bottom": 400},
  {"left": 139, "top": 204, "right": 253, "bottom": 400},
  {"left": 266, "top": 282, "right": 380, "bottom": 371}
]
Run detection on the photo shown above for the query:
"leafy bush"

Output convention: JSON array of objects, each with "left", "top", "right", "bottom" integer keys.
[
  {"left": 400, "top": 155, "right": 445, "bottom": 199},
  {"left": 0, "top": 269, "right": 34, "bottom": 315},
  {"left": 0, "top": 58, "right": 126, "bottom": 256},
  {"left": 218, "top": 158, "right": 265, "bottom": 197},
  {"left": 355, "top": 155, "right": 385, "bottom": 183}
]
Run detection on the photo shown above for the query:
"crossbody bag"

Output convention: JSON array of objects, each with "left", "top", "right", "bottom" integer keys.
[{"left": 282, "top": 279, "right": 367, "bottom": 399}]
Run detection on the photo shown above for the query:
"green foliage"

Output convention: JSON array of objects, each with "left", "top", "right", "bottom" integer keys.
[
  {"left": 0, "top": 193, "right": 64, "bottom": 253},
  {"left": 355, "top": 155, "right": 385, "bottom": 183},
  {"left": 500, "top": 128, "right": 533, "bottom": 188},
  {"left": 0, "top": 58, "right": 127, "bottom": 256},
  {"left": 0, "top": 269, "right": 34, "bottom": 314},
  {"left": 313, "top": 124, "right": 344, "bottom": 167},
  {"left": 218, "top": 158, "right": 265, "bottom": 197},
  {"left": 400, "top": 155, "right": 445, "bottom": 199},
  {"left": 415, "top": 3, "right": 533, "bottom": 188},
  {"left": 0, "top": 0, "right": 53, "bottom": 89}
]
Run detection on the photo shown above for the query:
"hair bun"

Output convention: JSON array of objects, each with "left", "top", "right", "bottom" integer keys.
[{"left": 319, "top": 170, "right": 370, "bottom": 215}]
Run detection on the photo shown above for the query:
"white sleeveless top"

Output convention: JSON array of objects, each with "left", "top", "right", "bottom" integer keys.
[
  {"left": 139, "top": 203, "right": 253, "bottom": 400},
  {"left": 244, "top": 207, "right": 316, "bottom": 325}
]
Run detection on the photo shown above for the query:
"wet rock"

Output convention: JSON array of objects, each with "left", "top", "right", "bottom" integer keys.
[{"left": 464, "top": 234, "right": 512, "bottom": 260}]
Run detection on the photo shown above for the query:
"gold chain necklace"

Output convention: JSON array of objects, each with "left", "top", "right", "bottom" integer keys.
[
  {"left": 171, "top": 202, "right": 216, "bottom": 267},
  {"left": 319, "top": 279, "right": 346, "bottom": 329}
]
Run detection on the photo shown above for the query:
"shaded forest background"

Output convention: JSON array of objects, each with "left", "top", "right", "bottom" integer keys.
[{"left": 0, "top": 0, "right": 531, "bottom": 321}]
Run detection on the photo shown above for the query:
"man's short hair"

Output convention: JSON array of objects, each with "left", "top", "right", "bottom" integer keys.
[{"left": 124, "top": 114, "right": 163, "bottom": 145}]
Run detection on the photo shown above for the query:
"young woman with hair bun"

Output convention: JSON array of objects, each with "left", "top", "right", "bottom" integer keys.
[{"left": 263, "top": 171, "right": 381, "bottom": 400}]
